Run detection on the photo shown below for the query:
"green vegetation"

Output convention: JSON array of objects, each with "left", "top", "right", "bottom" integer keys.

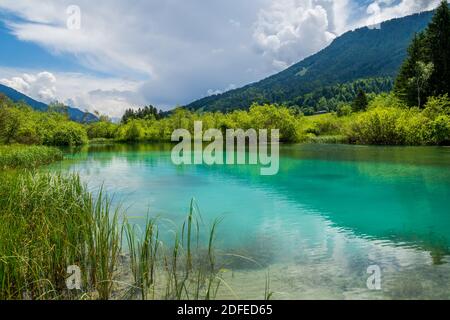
[
  {"left": 0, "top": 172, "right": 120, "bottom": 299},
  {"left": 91, "top": 94, "right": 448, "bottom": 146},
  {"left": 3, "top": 92, "right": 449, "bottom": 148},
  {"left": 1, "top": 3, "right": 450, "bottom": 302},
  {"left": 0, "top": 145, "right": 63, "bottom": 170},
  {"left": 0, "top": 137, "right": 242, "bottom": 300},
  {"left": 0, "top": 141, "right": 240, "bottom": 300},
  {"left": 395, "top": 1, "right": 450, "bottom": 107},
  {"left": 0, "top": 171, "right": 252, "bottom": 300},
  {"left": 121, "top": 105, "right": 164, "bottom": 123},
  {"left": 348, "top": 95, "right": 450, "bottom": 145},
  {"left": 0, "top": 94, "right": 87, "bottom": 146},
  {"left": 352, "top": 89, "right": 369, "bottom": 112}
]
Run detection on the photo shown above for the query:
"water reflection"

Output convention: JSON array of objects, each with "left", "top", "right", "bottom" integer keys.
[{"left": 46, "top": 143, "right": 450, "bottom": 299}]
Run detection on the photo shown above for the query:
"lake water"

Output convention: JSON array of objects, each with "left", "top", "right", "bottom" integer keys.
[{"left": 48, "top": 143, "right": 450, "bottom": 299}]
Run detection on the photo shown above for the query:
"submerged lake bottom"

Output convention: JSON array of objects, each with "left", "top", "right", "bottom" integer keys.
[{"left": 46, "top": 143, "right": 450, "bottom": 299}]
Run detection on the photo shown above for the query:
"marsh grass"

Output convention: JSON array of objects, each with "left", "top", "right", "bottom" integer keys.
[
  {"left": 125, "top": 200, "right": 226, "bottom": 300},
  {"left": 0, "top": 145, "right": 63, "bottom": 170},
  {"left": 0, "top": 171, "right": 121, "bottom": 300},
  {"left": 0, "top": 170, "right": 266, "bottom": 300}
]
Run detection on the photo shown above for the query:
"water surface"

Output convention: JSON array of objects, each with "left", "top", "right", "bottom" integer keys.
[{"left": 48, "top": 143, "right": 450, "bottom": 299}]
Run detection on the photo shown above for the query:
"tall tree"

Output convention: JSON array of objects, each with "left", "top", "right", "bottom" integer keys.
[
  {"left": 394, "top": 33, "right": 426, "bottom": 106},
  {"left": 410, "top": 61, "right": 434, "bottom": 108},
  {"left": 425, "top": 0, "right": 450, "bottom": 96},
  {"left": 395, "top": 1, "right": 450, "bottom": 106},
  {"left": 352, "top": 89, "right": 368, "bottom": 112}
]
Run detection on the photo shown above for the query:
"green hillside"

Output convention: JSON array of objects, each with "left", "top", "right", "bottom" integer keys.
[{"left": 186, "top": 10, "right": 434, "bottom": 112}]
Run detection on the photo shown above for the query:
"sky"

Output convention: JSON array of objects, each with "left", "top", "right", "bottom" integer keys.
[{"left": 0, "top": 0, "right": 445, "bottom": 117}]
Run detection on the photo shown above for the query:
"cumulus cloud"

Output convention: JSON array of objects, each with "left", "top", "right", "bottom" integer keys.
[
  {"left": 0, "top": 69, "right": 144, "bottom": 117},
  {"left": 1, "top": 71, "right": 57, "bottom": 102},
  {"left": 0, "top": 0, "right": 444, "bottom": 116},
  {"left": 363, "top": 0, "right": 443, "bottom": 28},
  {"left": 252, "top": 0, "right": 357, "bottom": 70}
]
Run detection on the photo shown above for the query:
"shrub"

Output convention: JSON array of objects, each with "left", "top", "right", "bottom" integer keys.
[
  {"left": 423, "top": 94, "right": 450, "bottom": 120},
  {"left": 337, "top": 104, "right": 353, "bottom": 117},
  {"left": 46, "top": 122, "right": 88, "bottom": 146},
  {"left": 428, "top": 115, "right": 450, "bottom": 145},
  {"left": 87, "top": 122, "right": 118, "bottom": 140},
  {"left": 349, "top": 107, "right": 404, "bottom": 145}
]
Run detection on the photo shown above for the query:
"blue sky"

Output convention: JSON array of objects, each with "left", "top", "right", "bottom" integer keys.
[{"left": 0, "top": 0, "right": 444, "bottom": 116}]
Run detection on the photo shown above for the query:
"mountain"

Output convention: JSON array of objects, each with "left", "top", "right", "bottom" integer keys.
[
  {"left": 186, "top": 10, "right": 435, "bottom": 112},
  {"left": 0, "top": 83, "right": 98, "bottom": 123},
  {"left": 0, "top": 83, "right": 48, "bottom": 111}
]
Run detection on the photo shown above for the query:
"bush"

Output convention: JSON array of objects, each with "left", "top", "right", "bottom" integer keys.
[
  {"left": 46, "top": 122, "right": 88, "bottom": 146},
  {"left": 337, "top": 104, "right": 352, "bottom": 117},
  {"left": 116, "top": 120, "right": 144, "bottom": 142},
  {"left": 87, "top": 122, "right": 118, "bottom": 140},
  {"left": 349, "top": 107, "right": 405, "bottom": 145},
  {"left": 348, "top": 105, "right": 450, "bottom": 146},
  {"left": 423, "top": 95, "right": 450, "bottom": 120},
  {"left": 428, "top": 115, "right": 450, "bottom": 145},
  {"left": 246, "top": 104, "right": 300, "bottom": 142}
]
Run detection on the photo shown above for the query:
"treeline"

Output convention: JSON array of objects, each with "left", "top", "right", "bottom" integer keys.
[
  {"left": 86, "top": 93, "right": 450, "bottom": 146},
  {"left": 2, "top": 90, "right": 450, "bottom": 147},
  {"left": 289, "top": 77, "right": 393, "bottom": 115},
  {"left": 186, "top": 77, "right": 393, "bottom": 114},
  {"left": 121, "top": 105, "right": 165, "bottom": 123}
]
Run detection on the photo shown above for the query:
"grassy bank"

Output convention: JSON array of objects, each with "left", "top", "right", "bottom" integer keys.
[
  {"left": 0, "top": 171, "right": 252, "bottom": 300},
  {"left": 0, "top": 145, "right": 63, "bottom": 170}
]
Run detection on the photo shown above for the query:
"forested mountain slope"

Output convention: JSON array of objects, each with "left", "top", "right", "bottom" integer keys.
[{"left": 187, "top": 10, "right": 434, "bottom": 112}]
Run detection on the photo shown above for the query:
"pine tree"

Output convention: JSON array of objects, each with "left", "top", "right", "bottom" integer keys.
[
  {"left": 425, "top": 0, "right": 450, "bottom": 96},
  {"left": 395, "top": 1, "right": 450, "bottom": 106},
  {"left": 352, "top": 89, "right": 368, "bottom": 112},
  {"left": 394, "top": 33, "right": 426, "bottom": 106}
]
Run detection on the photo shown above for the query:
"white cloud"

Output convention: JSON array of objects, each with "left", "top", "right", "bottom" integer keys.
[
  {"left": 362, "top": 0, "right": 443, "bottom": 27},
  {"left": 0, "top": 69, "right": 144, "bottom": 117},
  {"left": 1, "top": 71, "right": 57, "bottom": 102},
  {"left": 253, "top": 0, "right": 346, "bottom": 70},
  {"left": 229, "top": 19, "right": 241, "bottom": 28},
  {"left": 0, "top": 0, "right": 445, "bottom": 116},
  {"left": 207, "top": 84, "right": 237, "bottom": 96}
]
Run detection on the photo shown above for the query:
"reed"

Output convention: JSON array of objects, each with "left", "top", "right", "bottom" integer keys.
[
  {"left": 0, "top": 170, "right": 268, "bottom": 300},
  {"left": 124, "top": 217, "right": 160, "bottom": 300},
  {"left": 124, "top": 200, "right": 226, "bottom": 300},
  {"left": 0, "top": 171, "right": 121, "bottom": 300},
  {"left": 0, "top": 145, "right": 63, "bottom": 170}
]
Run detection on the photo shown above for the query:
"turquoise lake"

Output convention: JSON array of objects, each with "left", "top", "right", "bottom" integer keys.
[{"left": 48, "top": 143, "right": 450, "bottom": 299}]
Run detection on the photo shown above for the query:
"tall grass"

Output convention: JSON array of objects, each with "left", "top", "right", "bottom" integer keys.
[
  {"left": 124, "top": 218, "right": 160, "bottom": 300},
  {"left": 0, "top": 171, "right": 121, "bottom": 300},
  {"left": 125, "top": 200, "right": 225, "bottom": 300},
  {"left": 0, "top": 171, "right": 264, "bottom": 300},
  {"left": 0, "top": 145, "right": 63, "bottom": 170}
]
